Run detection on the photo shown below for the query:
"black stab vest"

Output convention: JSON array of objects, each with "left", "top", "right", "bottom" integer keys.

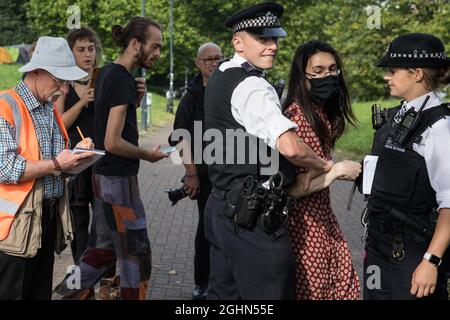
[
  {"left": 204, "top": 66, "right": 295, "bottom": 191},
  {"left": 368, "top": 103, "right": 450, "bottom": 218}
]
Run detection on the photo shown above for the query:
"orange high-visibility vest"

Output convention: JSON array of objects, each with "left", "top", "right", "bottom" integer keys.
[{"left": 0, "top": 88, "right": 69, "bottom": 240}]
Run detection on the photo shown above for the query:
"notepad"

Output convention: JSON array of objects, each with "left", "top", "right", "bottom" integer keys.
[
  {"left": 64, "top": 148, "right": 105, "bottom": 175},
  {"left": 363, "top": 155, "right": 378, "bottom": 195}
]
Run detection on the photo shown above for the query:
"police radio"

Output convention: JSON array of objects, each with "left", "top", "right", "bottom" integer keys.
[
  {"left": 371, "top": 104, "right": 388, "bottom": 129},
  {"left": 390, "top": 95, "right": 430, "bottom": 146}
]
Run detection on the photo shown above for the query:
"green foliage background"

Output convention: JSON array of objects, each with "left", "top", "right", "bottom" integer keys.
[{"left": 1, "top": 0, "right": 449, "bottom": 101}]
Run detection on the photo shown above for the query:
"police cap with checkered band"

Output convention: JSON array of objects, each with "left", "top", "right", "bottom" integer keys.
[
  {"left": 224, "top": 2, "right": 287, "bottom": 38},
  {"left": 376, "top": 33, "right": 450, "bottom": 68}
]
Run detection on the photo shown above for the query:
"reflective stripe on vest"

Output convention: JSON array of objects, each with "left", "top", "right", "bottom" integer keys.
[
  {"left": 0, "top": 88, "right": 69, "bottom": 240},
  {"left": 0, "top": 198, "right": 20, "bottom": 214},
  {"left": 0, "top": 93, "right": 21, "bottom": 145},
  {"left": 0, "top": 90, "right": 37, "bottom": 240}
]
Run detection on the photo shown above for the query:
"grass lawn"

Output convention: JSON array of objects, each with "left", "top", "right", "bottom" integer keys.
[
  {"left": 334, "top": 99, "right": 400, "bottom": 160},
  {"left": 137, "top": 93, "right": 178, "bottom": 132},
  {"left": 0, "top": 64, "right": 23, "bottom": 90}
]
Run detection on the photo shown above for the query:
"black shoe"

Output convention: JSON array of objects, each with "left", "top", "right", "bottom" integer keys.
[{"left": 192, "top": 285, "right": 207, "bottom": 300}]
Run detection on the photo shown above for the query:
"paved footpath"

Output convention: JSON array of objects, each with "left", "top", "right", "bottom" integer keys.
[{"left": 53, "top": 123, "right": 366, "bottom": 300}]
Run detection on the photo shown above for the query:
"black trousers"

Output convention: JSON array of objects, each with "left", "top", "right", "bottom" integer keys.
[
  {"left": 68, "top": 168, "right": 93, "bottom": 265},
  {"left": 363, "top": 225, "right": 449, "bottom": 300},
  {"left": 0, "top": 204, "right": 56, "bottom": 300},
  {"left": 204, "top": 192, "right": 296, "bottom": 300},
  {"left": 194, "top": 179, "right": 212, "bottom": 288},
  {"left": 70, "top": 205, "right": 90, "bottom": 264}
]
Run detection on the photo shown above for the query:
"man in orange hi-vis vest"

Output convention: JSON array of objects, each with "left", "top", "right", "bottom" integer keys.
[{"left": 0, "top": 37, "right": 95, "bottom": 300}]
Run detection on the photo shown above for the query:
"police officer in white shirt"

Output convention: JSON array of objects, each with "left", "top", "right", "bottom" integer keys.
[
  {"left": 364, "top": 33, "right": 450, "bottom": 300},
  {"left": 203, "top": 2, "right": 333, "bottom": 300}
]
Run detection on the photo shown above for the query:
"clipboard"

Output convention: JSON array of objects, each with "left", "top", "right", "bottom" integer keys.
[{"left": 64, "top": 148, "right": 105, "bottom": 174}]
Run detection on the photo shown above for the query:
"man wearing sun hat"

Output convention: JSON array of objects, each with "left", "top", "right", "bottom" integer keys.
[
  {"left": 203, "top": 2, "right": 333, "bottom": 300},
  {"left": 0, "top": 36, "right": 95, "bottom": 299}
]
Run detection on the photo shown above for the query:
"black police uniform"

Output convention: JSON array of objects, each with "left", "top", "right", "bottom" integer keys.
[
  {"left": 203, "top": 2, "right": 296, "bottom": 300},
  {"left": 170, "top": 72, "right": 212, "bottom": 296},
  {"left": 363, "top": 33, "right": 450, "bottom": 300}
]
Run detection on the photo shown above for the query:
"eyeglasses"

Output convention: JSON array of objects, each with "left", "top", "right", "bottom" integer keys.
[
  {"left": 201, "top": 56, "right": 224, "bottom": 66},
  {"left": 306, "top": 68, "right": 341, "bottom": 79},
  {"left": 48, "top": 73, "right": 69, "bottom": 86}
]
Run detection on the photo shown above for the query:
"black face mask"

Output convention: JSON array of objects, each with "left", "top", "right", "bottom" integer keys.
[{"left": 308, "top": 75, "right": 342, "bottom": 104}]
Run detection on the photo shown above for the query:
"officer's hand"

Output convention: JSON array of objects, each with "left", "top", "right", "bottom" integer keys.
[
  {"left": 303, "top": 167, "right": 323, "bottom": 190},
  {"left": 324, "top": 160, "right": 333, "bottom": 172},
  {"left": 55, "top": 149, "right": 95, "bottom": 171},
  {"left": 410, "top": 260, "right": 438, "bottom": 298},
  {"left": 75, "top": 137, "right": 94, "bottom": 150},
  {"left": 183, "top": 175, "right": 200, "bottom": 200},
  {"left": 144, "top": 145, "right": 168, "bottom": 163}
]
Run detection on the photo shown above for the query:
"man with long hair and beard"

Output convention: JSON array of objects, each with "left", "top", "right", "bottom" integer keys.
[{"left": 55, "top": 17, "right": 167, "bottom": 300}]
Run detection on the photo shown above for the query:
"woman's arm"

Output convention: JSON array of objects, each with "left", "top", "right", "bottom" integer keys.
[
  {"left": 288, "top": 160, "right": 361, "bottom": 198},
  {"left": 55, "top": 86, "right": 94, "bottom": 129}
]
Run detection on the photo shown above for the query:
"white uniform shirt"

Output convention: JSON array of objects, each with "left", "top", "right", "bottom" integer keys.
[
  {"left": 402, "top": 91, "right": 450, "bottom": 210},
  {"left": 219, "top": 53, "right": 297, "bottom": 149}
]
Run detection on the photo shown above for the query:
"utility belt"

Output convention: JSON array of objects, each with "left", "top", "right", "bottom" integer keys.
[
  {"left": 365, "top": 202, "right": 438, "bottom": 261},
  {"left": 213, "top": 172, "right": 296, "bottom": 234}
]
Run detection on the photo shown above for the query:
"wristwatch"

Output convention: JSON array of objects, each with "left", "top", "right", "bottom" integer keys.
[
  {"left": 52, "top": 158, "right": 62, "bottom": 177},
  {"left": 423, "top": 252, "right": 442, "bottom": 267}
]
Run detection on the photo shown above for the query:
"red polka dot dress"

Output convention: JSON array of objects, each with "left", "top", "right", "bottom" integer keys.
[{"left": 283, "top": 102, "right": 360, "bottom": 300}]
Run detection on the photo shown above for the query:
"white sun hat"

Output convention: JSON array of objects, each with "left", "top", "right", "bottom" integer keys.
[{"left": 19, "top": 36, "right": 87, "bottom": 80}]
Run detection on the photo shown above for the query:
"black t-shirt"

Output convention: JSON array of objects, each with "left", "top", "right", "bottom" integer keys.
[
  {"left": 93, "top": 63, "right": 139, "bottom": 176},
  {"left": 64, "top": 84, "right": 95, "bottom": 146}
]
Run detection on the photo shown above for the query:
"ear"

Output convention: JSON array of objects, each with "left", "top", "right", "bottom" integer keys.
[
  {"left": 130, "top": 38, "right": 141, "bottom": 52},
  {"left": 415, "top": 68, "right": 425, "bottom": 82},
  {"left": 232, "top": 34, "right": 244, "bottom": 53},
  {"left": 195, "top": 58, "right": 201, "bottom": 69}
]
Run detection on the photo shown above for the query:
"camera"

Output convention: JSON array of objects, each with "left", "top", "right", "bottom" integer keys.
[
  {"left": 164, "top": 176, "right": 197, "bottom": 206},
  {"left": 165, "top": 187, "right": 188, "bottom": 206},
  {"left": 165, "top": 176, "right": 189, "bottom": 206}
]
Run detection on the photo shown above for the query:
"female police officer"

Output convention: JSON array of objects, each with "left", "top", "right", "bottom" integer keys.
[{"left": 364, "top": 33, "right": 450, "bottom": 300}]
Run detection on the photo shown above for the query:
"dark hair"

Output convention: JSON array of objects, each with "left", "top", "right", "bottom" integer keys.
[
  {"left": 422, "top": 67, "right": 450, "bottom": 91},
  {"left": 283, "top": 40, "right": 356, "bottom": 149},
  {"left": 112, "top": 16, "right": 161, "bottom": 51},
  {"left": 67, "top": 27, "right": 102, "bottom": 66}
]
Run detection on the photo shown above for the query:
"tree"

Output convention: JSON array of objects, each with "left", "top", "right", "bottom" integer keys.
[
  {"left": 23, "top": 0, "right": 450, "bottom": 101},
  {"left": 0, "top": 0, "right": 37, "bottom": 46}
]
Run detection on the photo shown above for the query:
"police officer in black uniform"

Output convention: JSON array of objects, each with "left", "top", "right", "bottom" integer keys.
[
  {"left": 169, "top": 42, "right": 223, "bottom": 300},
  {"left": 363, "top": 33, "right": 450, "bottom": 300},
  {"left": 203, "top": 2, "right": 333, "bottom": 300}
]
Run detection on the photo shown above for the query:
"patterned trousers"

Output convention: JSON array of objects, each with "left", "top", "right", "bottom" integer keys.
[{"left": 77, "top": 174, "right": 151, "bottom": 300}]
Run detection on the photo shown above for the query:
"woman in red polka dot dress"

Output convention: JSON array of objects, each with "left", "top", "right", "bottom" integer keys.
[{"left": 282, "top": 40, "right": 361, "bottom": 300}]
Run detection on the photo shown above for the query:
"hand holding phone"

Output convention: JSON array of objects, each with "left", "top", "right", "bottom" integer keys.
[{"left": 160, "top": 146, "right": 177, "bottom": 155}]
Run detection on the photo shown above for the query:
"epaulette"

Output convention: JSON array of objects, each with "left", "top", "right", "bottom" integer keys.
[{"left": 241, "top": 62, "right": 264, "bottom": 77}]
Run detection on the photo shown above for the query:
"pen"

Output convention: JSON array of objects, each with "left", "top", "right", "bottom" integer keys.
[{"left": 76, "top": 126, "right": 86, "bottom": 144}]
